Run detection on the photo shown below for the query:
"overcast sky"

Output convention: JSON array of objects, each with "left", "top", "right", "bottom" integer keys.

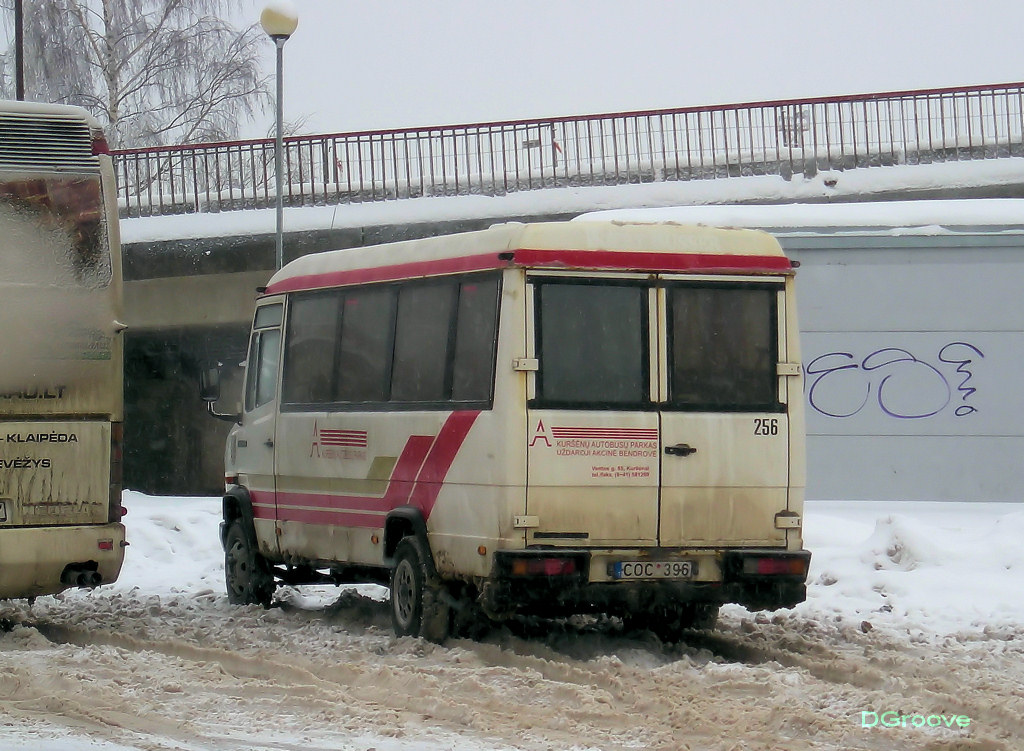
[{"left": 246, "top": 1, "right": 1024, "bottom": 136}]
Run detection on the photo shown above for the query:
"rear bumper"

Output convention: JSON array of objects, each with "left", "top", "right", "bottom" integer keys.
[
  {"left": 481, "top": 548, "right": 810, "bottom": 617},
  {"left": 0, "top": 523, "right": 126, "bottom": 599}
]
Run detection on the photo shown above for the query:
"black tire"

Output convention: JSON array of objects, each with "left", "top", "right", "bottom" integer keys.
[
  {"left": 224, "top": 520, "right": 275, "bottom": 606},
  {"left": 390, "top": 537, "right": 450, "bottom": 643}
]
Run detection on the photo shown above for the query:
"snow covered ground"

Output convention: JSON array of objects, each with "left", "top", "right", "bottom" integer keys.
[{"left": 1, "top": 492, "right": 1022, "bottom": 750}]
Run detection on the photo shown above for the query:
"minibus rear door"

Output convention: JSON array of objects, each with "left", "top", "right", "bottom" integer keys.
[
  {"left": 657, "top": 280, "right": 790, "bottom": 548},
  {"left": 525, "top": 276, "right": 660, "bottom": 547}
]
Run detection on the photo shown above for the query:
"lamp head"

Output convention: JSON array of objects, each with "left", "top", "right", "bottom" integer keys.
[{"left": 260, "top": 2, "right": 298, "bottom": 40}]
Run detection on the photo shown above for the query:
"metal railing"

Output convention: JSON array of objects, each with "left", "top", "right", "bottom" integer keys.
[{"left": 113, "top": 82, "right": 1024, "bottom": 218}]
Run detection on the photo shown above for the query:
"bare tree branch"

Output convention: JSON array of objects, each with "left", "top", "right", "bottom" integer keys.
[{"left": 2, "top": 0, "right": 270, "bottom": 148}]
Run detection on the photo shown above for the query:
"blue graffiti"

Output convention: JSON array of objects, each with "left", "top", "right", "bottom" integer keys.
[
  {"left": 806, "top": 343, "right": 984, "bottom": 419},
  {"left": 938, "top": 342, "right": 985, "bottom": 417}
]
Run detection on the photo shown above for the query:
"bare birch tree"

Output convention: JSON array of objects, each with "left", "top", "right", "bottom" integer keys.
[{"left": 1, "top": 0, "right": 269, "bottom": 147}]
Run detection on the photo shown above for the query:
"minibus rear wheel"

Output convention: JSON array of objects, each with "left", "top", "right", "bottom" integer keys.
[
  {"left": 390, "top": 537, "right": 450, "bottom": 643},
  {"left": 224, "top": 520, "right": 275, "bottom": 607}
]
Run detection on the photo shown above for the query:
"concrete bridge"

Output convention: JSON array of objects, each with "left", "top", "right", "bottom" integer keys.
[{"left": 115, "top": 82, "right": 1024, "bottom": 498}]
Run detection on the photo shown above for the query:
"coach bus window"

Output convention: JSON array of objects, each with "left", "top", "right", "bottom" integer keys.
[
  {"left": 667, "top": 285, "right": 779, "bottom": 410},
  {"left": 535, "top": 281, "right": 647, "bottom": 407},
  {"left": 282, "top": 292, "right": 341, "bottom": 405},
  {"left": 391, "top": 282, "right": 456, "bottom": 402},
  {"left": 451, "top": 276, "right": 500, "bottom": 402},
  {"left": 336, "top": 287, "right": 396, "bottom": 402},
  {"left": 0, "top": 176, "right": 110, "bottom": 287}
]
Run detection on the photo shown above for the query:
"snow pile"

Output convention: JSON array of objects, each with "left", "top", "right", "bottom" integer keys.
[
  {"left": 797, "top": 500, "right": 1024, "bottom": 634},
  {"left": 117, "top": 497, "right": 225, "bottom": 596}
]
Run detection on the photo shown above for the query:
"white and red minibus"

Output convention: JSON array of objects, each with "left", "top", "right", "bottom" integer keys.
[{"left": 211, "top": 220, "right": 809, "bottom": 641}]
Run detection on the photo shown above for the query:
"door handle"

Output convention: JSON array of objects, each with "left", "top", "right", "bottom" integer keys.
[
  {"left": 665, "top": 443, "right": 697, "bottom": 457},
  {"left": 264, "top": 439, "right": 274, "bottom": 448}
]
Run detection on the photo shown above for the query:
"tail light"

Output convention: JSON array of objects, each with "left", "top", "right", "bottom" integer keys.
[
  {"left": 742, "top": 556, "right": 808, "bottom": 577},
  {"left": 509, "top": 556, "right": 579, "bottom": 577}
]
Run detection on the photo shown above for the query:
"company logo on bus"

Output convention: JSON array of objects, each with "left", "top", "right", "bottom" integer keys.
[
  {"left": 529, "top": 421, "right": 659, "bottom": 457},
  {"left": 310, "top": 421, "right": 367, "bottom": 461}
]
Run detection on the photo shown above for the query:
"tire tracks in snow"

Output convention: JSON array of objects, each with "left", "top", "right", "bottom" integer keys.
[{"left": 4, "top": 598, "right": 1023, "bottom": 751}]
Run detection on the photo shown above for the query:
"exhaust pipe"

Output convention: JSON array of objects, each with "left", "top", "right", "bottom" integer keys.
[{"left": 60, "top": 565, "right": 102, "bottom": 589}]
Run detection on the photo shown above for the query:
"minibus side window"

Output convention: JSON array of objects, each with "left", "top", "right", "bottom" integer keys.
[
  {"left": 336, "top": 287, "right": 397, "bottom": 402},
  {"left": 282, "top": 292, "right": 341, "bottom": 404},
  {"left": 254, "top": 330, "right": 281, "bottom": 407},
  {"left": 244, "top": 302, "right": 283, "bottom": 412},
  {"left": 451, "top": 277, "right": 500, "bottom": 402},
  {"left": 667, "top": 284, "right": 780, "bottom": 411},
  {"left": 279, "top": 273, "right": 500, "bottom": 410},
  {"left": 535, "top": 281, "right": 648, "bottom": 407},
  {"left": 391, "top": 282, "right": 457, "bottom": 401}
]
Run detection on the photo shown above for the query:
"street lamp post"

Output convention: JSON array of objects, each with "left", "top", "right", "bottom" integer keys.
[
  {"left": 260, "top": 3, "right": 298, "bottom": 271},
  {"left": 14, "top": 0, "right": 25, "bottom": 100}
]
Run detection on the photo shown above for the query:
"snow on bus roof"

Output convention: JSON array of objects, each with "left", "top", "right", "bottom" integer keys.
[
  {"left": 264, "top": 220, "right": 788, "bottom": 294},
  {"left": 0, "top": 98, "right": 101, "bottom": 127},
  {"left": 577, "top": 199, "right": 1024, "bottom": 234}
]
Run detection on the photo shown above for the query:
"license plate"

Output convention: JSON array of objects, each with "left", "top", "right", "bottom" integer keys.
[{"left": 611, "top": 560, "right": 695, "bottom": 579}]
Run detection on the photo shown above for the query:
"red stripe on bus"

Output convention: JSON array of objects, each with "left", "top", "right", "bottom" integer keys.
[
  {"left": 409, "top": 411, "right": 480, "bottom": 517},
  {"left": 551, "top": 428, "right": 659, "bottom": 437},
  {"left": 254, "top": 434, "right": 433, "bottom": 517},
  {"left": 266, "top": 254, "right": 501, "bottom": 294},
  {"left": 252, "top": 499, "right": 276, "bottom": 519},
  {"left": 246, "top": 412, "right": 478, "bottom": 527},
  {"left": 264, "top": 247, "right": 790, "bottom": 295},
  {"left": 512, "top": 248, "right": 791, "bottom": 273},
  {"left": 381, "top": 434, "right": 435, "bottom": 505},
  {"left": 273, "top": 493, "right": 388, "bottom": 513},
  {"left": 276, "top": 507, "right": 385, "bottom": 528}
]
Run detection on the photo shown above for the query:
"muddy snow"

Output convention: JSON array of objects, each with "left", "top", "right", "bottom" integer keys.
[{"left": 1, "top": 494, "right": 1022, "bottom": 751}]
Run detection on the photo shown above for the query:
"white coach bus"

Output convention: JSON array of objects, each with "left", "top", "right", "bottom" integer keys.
[
  {"left": 209, "top": 220, "right": 809, "bottom": 641},
  {"left": 0, "top": 101, "right": 126, "bottom": 599}
]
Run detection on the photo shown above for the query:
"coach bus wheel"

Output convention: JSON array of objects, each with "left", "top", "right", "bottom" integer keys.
[
  {"left": 224, "top": 520, "right": 275, "bottom": 607},
  {"left": 390, "top": 537, "right": 450, "bottom": 643}
]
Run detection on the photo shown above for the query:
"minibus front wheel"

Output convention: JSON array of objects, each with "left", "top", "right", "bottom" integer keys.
[
  {"left": 224, "top": 520, "right": 275, "bottom": 607},
  {"left": 390, "top": 536, "right": 450, "bottom": 643}
]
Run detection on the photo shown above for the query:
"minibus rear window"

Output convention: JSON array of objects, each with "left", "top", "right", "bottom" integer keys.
[
  {"left": 667, "top": 284, "right": 780, "bottom": 411},
  {"left": 535, "top": 281, "right": 648, "bottom": 408}
]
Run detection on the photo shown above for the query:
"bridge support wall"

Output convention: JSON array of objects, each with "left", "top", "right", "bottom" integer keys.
[{"left": 123, "top": 203, "right": 1024, "bottom": 502}]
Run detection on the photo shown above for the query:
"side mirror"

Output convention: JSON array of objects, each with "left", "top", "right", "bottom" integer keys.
[
  {"left": 199, "top": 363, "right": 240, "bottom": 423},
  {"left": 199, "top": 366, "right": 221, "bottom": 402}
]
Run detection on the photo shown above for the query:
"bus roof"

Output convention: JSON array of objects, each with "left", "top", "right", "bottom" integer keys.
[
  {"left": 0, "top": 100, "right": 106, "bottom": 173},
  {"left": 0, "top": 99, "right": 102, "bottom": 128},
  {"left": 264, "top": 220, "right": 791, "bottom": 295}
]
